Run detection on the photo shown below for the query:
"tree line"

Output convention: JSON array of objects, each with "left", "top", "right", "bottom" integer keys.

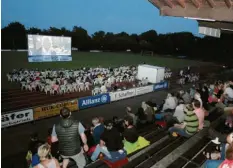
[{"left": 2, "top": 22, "right": 233, "bottom": 63}]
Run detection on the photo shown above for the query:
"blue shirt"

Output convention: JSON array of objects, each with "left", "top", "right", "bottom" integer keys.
[
  {"left": 31, "top": 154, "right": 40, "bottom": 167},
  {"left": 93, "top": 124, "right": 105, "bottom": 144}
]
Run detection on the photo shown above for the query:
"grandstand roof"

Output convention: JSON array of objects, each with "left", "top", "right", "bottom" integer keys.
[
  {"left": 149, "top": 0, "right": 233, "bottom": 22},
  {"left": 148, "top": 0, "right": 233, "bottom": 35}
]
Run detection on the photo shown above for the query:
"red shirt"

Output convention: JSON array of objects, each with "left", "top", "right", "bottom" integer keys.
[{"left": 219, "top": 159, "right": 233, "bottom": 168}]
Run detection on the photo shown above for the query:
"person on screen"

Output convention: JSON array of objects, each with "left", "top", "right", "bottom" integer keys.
[
  {"left": 30, "top": 37, "right": 42, "bottom": 56},
  {"left": 42, "top": 37, "right": 53, "bottom": 55}
]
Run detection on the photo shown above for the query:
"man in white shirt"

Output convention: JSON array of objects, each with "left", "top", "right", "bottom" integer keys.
[
  {"left": 224, "top": 85, "right": 233, "bottom": 102},
  {"left": 162, "top": 93, "right": 177, "bottom": 112},
  {"left": 173, "top": 100, "right": 185, "bottom": 123}
]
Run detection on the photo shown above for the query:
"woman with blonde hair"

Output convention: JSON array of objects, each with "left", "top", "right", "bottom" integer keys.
[{"left": 34, "top": 143, "right": 60, "bottom": 168}]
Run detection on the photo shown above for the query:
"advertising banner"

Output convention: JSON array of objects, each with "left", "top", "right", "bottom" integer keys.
[
  {"left": 135, "top": 85, "right": 154, "bottom": 96},
  {"left": 78, "top": 93, "right": 110, "bottom": 110},
  {"left": 33, "top": 99, "right": 78, "bottom": 120},
  {"left": 153, "top": 81, "right": 169, "bottom": 91},
  {"left": 2, "top": 109, "right": 34, "bottom": 128},
  {"left": 110, "top": 88, "right": 136, "bottom": 102}
]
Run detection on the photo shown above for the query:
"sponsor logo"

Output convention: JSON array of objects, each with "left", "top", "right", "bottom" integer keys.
[
  {"left": 33, "top": 100, "right": 78, "bottom": 120},
  {"left": 116, "top": 90, "right": 135, "bottom": 98},
  {"left": 101, "top": 95, "right": 108, "bottom": 103},
  {"left": 79, "top": 94, "right": 110, "bottom": 109},
  {"left": 2, "top": 109, "right": 33, "bottom": 128},
  {"left": 136, "top": 86, "right": 153, "bottom": 95},
  {"left": 154, "top": 82, "right": 168, "bottom": 90}
]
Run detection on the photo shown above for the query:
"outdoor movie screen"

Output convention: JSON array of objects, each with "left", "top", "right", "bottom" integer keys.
[{"left": 28, "top": 34, "right": 72, "bottom": 62}]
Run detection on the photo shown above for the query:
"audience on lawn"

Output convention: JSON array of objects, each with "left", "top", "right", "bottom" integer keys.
[{"left": 6, "top": 66, "right": 146, "bottom": 95}]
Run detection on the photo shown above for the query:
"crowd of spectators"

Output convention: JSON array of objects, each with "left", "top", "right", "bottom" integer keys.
[
  {"left": 6, "top": 66, "right": 154, "bottom": 95},
  {"left": 25, "top": 80, "right": 233, "bottom": 168},
  {"left": 6, "top": 65, "right": 177, "bottom": 96}
]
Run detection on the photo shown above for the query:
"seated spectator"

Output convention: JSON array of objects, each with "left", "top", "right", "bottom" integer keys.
[
  {"left": 190, "top": 85, "right": 196, "bottom": 99},
  {"left": 136, "top": 107, "right": 147, "bottom": 125},
  {"left": 123, "top": 116, "right": 139, "bottom": 143},
  {"left": 125, "top": 107, "right": 137, "bottom": 126},
  {"left": 112, "top": 116, "right": 124, "bottom": 133},
  {"left": 180, "top": 90, "right": 191, "bottom": 104},
  {"left": 26, "top": 133, "right": 44, "bottom": 167},
  {"left": 204, "top": 133, "right": 233, "bottom": 168},
  {"left": 91, "top": 117, "right": 105, "bottom": 145},
  {"left": 172, "top": 99, "right": 185, "bottom": 123},
  {"left": 194, "top": 91, "right": 203, "bottom": 108},
  {"left": 168, "top": 104, "right": 199, "bottom": 138},
  {"left": 162, "top": 93, "right": 177, "bottom": 112},
  {"left": 47, "top": 128, "right": 52, "bottom": 145},
  {"left": 31, "top": 142, "right": 44, "bottom": 167},
  {"left": 33, "top": 143, "right": 60, "bottom": 168},
  {"left": 193, "top": 99, "right": 208, "bottom": 130},
  {"left": 91, "top": 120, "right": 126, "bottom": 162},
  {"left": 123, "top": 116, "right": 150, "bottom": 154},
  {"left": 218, "top": 145, "right": 233, "bottom": 168},
  {"left": 223, "top": 82, "right": 233, "bottom": 104},
  {"left": 173, "top": 92, "right": 179, "bottom": 105}
]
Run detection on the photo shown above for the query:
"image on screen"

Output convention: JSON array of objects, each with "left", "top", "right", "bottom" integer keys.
[{"left": 28, "top": 35, "right": 72, "bottom": 62}]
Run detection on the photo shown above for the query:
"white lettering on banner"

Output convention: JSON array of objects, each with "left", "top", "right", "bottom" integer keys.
[
  {"left": 136, "top": 85, "right": 154, "bottom": 96},
  {"left": 1, "top": 109, "right": 33, "bottom": 128},
  {"left": 82, "top": 95, "right": 108, "bottom": 106},
  {"left": 154, "top": 83, "right": 166, "bottom": 90},
  {"left": 110, "top": 89, "right": 136, "bottom": 101}
]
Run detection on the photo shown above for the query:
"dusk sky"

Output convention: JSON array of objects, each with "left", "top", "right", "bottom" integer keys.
[{"left": 2, "top": 0, "right": 199, "bottom": 35}]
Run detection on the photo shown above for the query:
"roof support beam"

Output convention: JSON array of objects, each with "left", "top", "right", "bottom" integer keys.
[
  {"left": 164, "top": 0, "right": 175, "bottom": 8},
  {"left": 224, "top": 0, "right": 232, "bottom": 8},
  {"left": 190, "top": 0, "right": 201, "bottom": 9},
  {"left": 176, "top": 0, "right": 186, "bottom": 8},
  {"left": 206, "top": 0, "right": 216, "bottom": 8},
  {"left": 148, "top": 0, "right": 162, "bottom": 9}
]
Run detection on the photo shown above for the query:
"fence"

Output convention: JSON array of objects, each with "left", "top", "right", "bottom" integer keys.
[{"left": 1, "top": 81, "right": 169, "bottom": 128}]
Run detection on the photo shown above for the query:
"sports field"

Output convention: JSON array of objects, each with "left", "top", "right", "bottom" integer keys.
[{"left": 1, "top": 51, "right": 213, "bottom": 89}]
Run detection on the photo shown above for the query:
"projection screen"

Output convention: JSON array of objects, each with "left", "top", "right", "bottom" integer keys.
[{"left": 28, "top": 35, "right": 72, "bottom": 62}]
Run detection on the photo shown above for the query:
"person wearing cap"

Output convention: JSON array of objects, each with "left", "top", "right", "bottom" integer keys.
[
  {"left": 91, "top": 120, "right": 126, "bottom": 162},
  {"left": 168, "top": 104, "right": 199, "bottom": 137}
]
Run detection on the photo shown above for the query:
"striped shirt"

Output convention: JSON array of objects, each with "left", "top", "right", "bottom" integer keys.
[{"left": 184, "top": 110, "right": 199, "bottom": 135}]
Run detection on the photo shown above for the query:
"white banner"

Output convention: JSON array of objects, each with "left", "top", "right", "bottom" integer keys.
[
  {"left": 110, "top": 89, "right": 136, "bottom": 102},
  {"left": 136, "top": 85, "right": 154, "bottom": 96},
  {"left": 1, "top": 109, "right": 34, "bottom": 128}
]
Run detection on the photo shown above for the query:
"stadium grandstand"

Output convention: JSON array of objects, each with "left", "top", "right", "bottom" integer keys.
[{"left": 148, "top": 0, "right": 233, "bottom": 37}]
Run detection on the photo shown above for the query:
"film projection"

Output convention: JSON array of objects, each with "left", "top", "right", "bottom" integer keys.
[{"left": 28, "top": 35, "right": 72, "bottom": 62}]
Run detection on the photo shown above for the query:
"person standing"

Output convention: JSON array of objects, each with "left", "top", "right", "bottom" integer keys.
[{"left": 51, "top": 107, "right": 88, "bottom": 168}]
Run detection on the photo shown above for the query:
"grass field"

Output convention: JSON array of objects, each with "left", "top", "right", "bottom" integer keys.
[{"left": 1, "top": 51, "right": 212, "bottom": 89}]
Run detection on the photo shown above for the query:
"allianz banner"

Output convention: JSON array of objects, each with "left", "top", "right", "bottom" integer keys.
[
  {"left": 2, "top": 109, "right": 34, "bottom": 128},
  {"left": 110, "top": 88, "right": 136, "bottom": 102},
  {"left": 78, "top": 93, "right": 110, "bottom": 110},
  {"left": 135, "top": 85, "right": 154, "bottom": 96},
  {"left": 153, "top": 81, "right": 169, "bottom": 91}
]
